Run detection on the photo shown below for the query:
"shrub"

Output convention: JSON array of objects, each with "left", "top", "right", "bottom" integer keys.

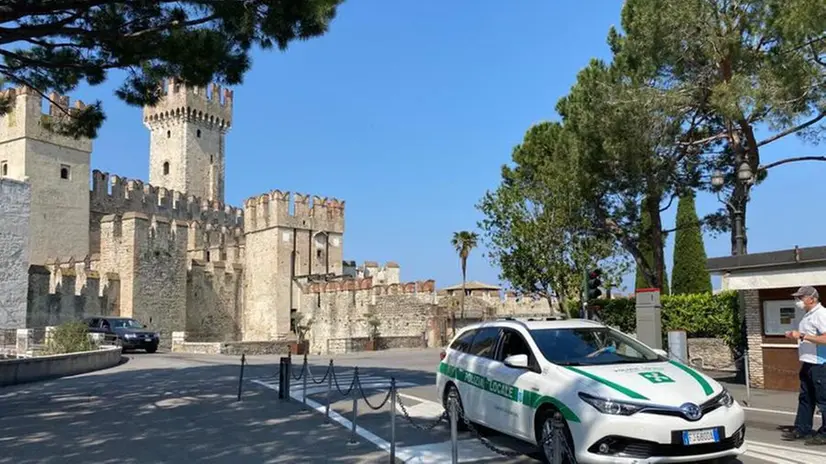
[
  {"left": 594, "top": 290, "right": 743, "bottom": 355},
  {"left": 44, "top": 321, "right": 96, "bottom": 355}
]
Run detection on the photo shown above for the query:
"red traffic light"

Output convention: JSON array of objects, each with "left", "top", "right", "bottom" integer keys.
[{"left": 588, "top": 269, "right": 602, "bottom": 279}]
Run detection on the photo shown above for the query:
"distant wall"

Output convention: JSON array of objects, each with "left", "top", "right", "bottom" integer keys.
[
  {"left": 26, "top": 261, "right": 120, "bottom": 327},
  {"left": 0, "top": 178, "right": 31, "bottom": 328},
  {"left": 186, "top": 262, "right": 243, "bottom": 341}
]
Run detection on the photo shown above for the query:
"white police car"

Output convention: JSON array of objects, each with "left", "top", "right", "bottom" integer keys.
[{"left": 436, "top": 318, "right": 746, "bottom": 463}]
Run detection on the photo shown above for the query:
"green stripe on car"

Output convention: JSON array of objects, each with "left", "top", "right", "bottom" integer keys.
[
  {"left": 564, "top": 366, "right": 649, "bottom": 400},
  {"left": 668, "top": 360, "right": 714, "bottom": 395},
  {"left": 438, "top": 362, "right": 581, "bottom": 423}
]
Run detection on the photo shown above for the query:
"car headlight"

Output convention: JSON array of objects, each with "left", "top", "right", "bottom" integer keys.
[
  {"left": 578, "top": 392, "right": 645, "bottom": 416},
  {"left": 123, "top": 333, "right": 136, "bottom": 339},
  {"left": 154, "top": 332, "right": 160, "bottom": 338},
  {"left": 715, "top": 388, "right": 734, "bottom": 408}
]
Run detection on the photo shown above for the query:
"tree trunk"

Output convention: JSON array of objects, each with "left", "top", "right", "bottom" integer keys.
[
  {"left": 460, "top": 257, "right": 467, "bottom": 320},
  {"left": 644, "top": 193, "right": 666, "bottom": 292}
]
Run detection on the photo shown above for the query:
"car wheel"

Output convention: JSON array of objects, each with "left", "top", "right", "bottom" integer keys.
[
  {"left": 536, "top": 409, "right": 575, "bottom": 464},
  {"left": 146, "top": 346, "right": 157, "bottom": 354},
  {"left": 443, "top": 383, "right": 468, "bottom": 432}
]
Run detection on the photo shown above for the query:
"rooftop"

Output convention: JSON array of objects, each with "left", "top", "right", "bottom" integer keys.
[
  {"left": 706, "top": 245, "right": 826, "bottom": 273},
  {"left": 440, "top": 280, "right": 502, "bottom": 291}
]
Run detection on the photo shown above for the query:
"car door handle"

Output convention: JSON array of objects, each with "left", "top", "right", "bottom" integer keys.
[{"left": 530, "top": 387, "right": 539, "bottom": 391}]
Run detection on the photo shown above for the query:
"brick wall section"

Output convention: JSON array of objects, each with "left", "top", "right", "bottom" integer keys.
[
  {"left": 0, "top": 178, "right": 31, "bottom": 328},
  {"left": 742, "top": 289, "right": 764, "bottom": 388},
  {"left": 186, "top": 262, "right": 243, "bottom": 341}
]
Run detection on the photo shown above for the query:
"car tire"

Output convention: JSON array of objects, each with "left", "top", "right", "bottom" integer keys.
[
  {"left": 535, "top": 409, "right": 576, "bottom": 464},
  {"left": 146, "top": 346, "right": 158, "bottom": 354},
  {"left": 443, "top": 383, "right": 468, "bottom": 432}
]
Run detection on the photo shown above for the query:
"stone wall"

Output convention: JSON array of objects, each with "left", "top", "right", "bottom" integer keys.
[
  {"left": 687, "top": 337, "right": 736, "bottom": 371},
  {"left": 27, "top": 262, "right": 120, "bottom": 327},
  {"left": 743, "top": 289, "right": 764, "bottom": 388},
  {"left": 0, "top": 178, "right": 31, "bottom": 328},
  {"left": 186, "top": 261, "right": 243, "bottom": 341}
]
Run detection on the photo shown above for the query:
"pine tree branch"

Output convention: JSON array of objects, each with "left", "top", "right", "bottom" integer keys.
[
  {"left": 757, "top": 111, "right": 826, "bottom": 147},
  {"left": 758, "top": 156, "right": 826, "bottom": 172}
]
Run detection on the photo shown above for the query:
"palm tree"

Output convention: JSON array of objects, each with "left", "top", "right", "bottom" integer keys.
[{"left": 451, "top": 230, "right": 479, "bottom": 321}]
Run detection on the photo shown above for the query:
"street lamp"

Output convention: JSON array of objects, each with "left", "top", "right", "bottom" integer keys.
[{"left": 710, "top": 164, "right": 753, "bottom": 256}]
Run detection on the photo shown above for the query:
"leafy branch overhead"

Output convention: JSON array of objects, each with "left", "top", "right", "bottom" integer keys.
[{"left": 0, "top": 0, "right": 344, "bottom": 138}]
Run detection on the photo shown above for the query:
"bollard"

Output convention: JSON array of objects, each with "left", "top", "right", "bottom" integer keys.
[
  {"left": 278, "top": 356, "right": 290, "bottom": 400},
  {"left": 326, "top": 359, "right": 333, "bottom": 421},
  {"left": 347, "top": 392, "right": 359, "bottom": 445},
  {"left": 450, "top": 395, "right": 459, "bottom": 464},
  {"left": 236, "top": 353, "right": 246, "bottom": 402},
  {"left": 390, "top": 378, "right": 396, "bottom": 462},
  {"left": 302, "top": 356, "right": 308, "bottom": 405},
  {"left": 552, "top": 412, "right": 563, "bottom": 463}
]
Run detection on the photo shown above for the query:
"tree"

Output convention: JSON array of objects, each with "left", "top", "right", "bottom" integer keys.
[
  {"left": 634, "top": 207, "right": 670, "bottom": 294},
  {"left": 450, "top": 230, "right": 478, "bottom": 320},
  {"left": 610, "top": 0, "right": 826, "bottom": 255},
  {"left": 0, "top": 0, "right": 344, "bottom": 138},
  {"left": 671, "top": 191, "right": 713, "bottom": 295},
  {"left": 478, "top": 122, "right": 623, "bottom": 315}
]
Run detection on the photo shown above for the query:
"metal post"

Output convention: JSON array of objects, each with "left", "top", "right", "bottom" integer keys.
[
  {"left": 450, "top": 396, "right": 458, "bottom": 464},
  {"left": 744, "top": 350, "right": 752, "bottom": 406},
  {"left": 236, "top": 353, "right": 246, "bottom": 401},
  {"left": 302, "top": 356, "right": 308, "bottom": 405},
  {"left": 552, "top": 412, "right": 563, "bottom": 463},
  {"left": 390, "top": 378, "right": 396, "bottom": 462},
  {"left": 326, "top": 359, "right": 333, "bottom": 420},
  {"left": 348, "top": 392, "right": 359, "bottom": 445}
]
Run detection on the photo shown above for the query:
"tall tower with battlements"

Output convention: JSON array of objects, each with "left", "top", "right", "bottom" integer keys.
[
  {"left": 143, "top": 78, "right": 232, "bottom": 203},
  {"left": 0, "top": 86, "right": 93, "bottom": 265}
]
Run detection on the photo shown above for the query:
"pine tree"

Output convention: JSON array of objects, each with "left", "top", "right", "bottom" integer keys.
[
  {"left": 671, "top": 191, "right": 712, "bottom": 294},
  {"left": 635, "top": 207, "right": 669, "bottom": 294}
]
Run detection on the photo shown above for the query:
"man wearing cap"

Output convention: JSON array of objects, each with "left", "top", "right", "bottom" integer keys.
[{"left": 782, "top": 286, "right": 826, "bottom": 445}]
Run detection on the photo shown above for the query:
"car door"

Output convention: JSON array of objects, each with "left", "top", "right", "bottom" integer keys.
[
  {"left": 444, "top": 328, "right": 478, "bottom": 417},
  {"left": 462, "top": 326, "right": 502, "bottom": 428},
  {"left": 484, "top": 328, "right": 543, "bottom": 440}
]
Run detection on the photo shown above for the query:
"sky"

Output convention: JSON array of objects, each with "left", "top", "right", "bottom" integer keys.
[{"left": 69, "top": 0, "right": 825, "bottom": 295}]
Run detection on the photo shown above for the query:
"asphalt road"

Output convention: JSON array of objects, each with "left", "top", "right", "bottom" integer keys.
[{"left": 2, "top": 348, "right": 826, "bottom": 464}]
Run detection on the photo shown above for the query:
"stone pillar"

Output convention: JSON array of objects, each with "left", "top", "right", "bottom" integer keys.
[
  {"left": 635, "top": 288, "right": 663, "bottom": 350},
  {"left": 88, "top": 332, "right": 105, "bottom": 345},
  {"left": 45, "top": 326, "right": 56, "bottom": 347},
  {"left": 16, "top": 328, "right": 32, "bottom": 357},
  {"left": 742, "top": 289, "right": 764, "bottom": 388},
  {"left": 172, "top": 331, "right": 186, "bottom": 352}
]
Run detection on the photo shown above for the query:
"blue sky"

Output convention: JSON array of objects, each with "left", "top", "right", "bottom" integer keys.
[{"left": 72, "top": 0, "right": 824, "bottom": 294}]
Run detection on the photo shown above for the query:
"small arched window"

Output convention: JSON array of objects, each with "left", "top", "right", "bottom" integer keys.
[
  {"left": 1, "top": 161, "right": 7, "bottom": 176},
  {"left": 167, "top": 130, "right": 171, "bottom": 138},
  {"left": 163, "top": 162, "right": 170, "bottom": 175},
  {"left": 60, "top": 165, "right": 70, "bottom": 180},
  {"left": 196, "top": 129, "right": 201, "bottom": 138}
]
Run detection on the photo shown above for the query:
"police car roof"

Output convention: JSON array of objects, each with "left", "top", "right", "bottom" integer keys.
[{"left": 465, "top": 317, "right": 604, "bottom": 332}]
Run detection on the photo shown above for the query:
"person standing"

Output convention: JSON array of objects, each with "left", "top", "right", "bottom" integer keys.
[{"left": 782, "top": 286, "right": 826, "bottom": 445}]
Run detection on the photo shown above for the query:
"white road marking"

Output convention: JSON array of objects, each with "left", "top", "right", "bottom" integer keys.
[{"left": 745, "top": 440, "right": 826, "bottom": 464}]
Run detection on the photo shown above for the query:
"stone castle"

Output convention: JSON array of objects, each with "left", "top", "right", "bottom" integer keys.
[{"left": 0, "top": 80, "right": 557, "bottom": 354}]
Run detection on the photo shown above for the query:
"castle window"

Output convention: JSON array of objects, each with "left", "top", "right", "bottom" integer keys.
[
  {"left": 210, "top": 154, "right": 214, "bottom": 164},
  {"left": 167, "top": 130, "right": 171, "bottom": 138},
  {"left": 60, "top": 164, "right": 70, "bottom": 180},
  {"left": 316, "top": 249, "right": 323, "bottom": 260},
  {"left": 1, "top": 161, "right": 7, "bottom": 176},
  {"left": 163, "top": 162, "right": 170, "bottom": 175},
  {"left": 197, "top": 129, "right": 201, "bottom": 138}
]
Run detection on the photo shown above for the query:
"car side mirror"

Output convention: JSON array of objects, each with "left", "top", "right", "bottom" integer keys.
[
  {"left": 504, "top": 354, "right": 530, "bottom": 369},
  {"left": 652, "top": 348, "right": 668, "bottom": 358}
]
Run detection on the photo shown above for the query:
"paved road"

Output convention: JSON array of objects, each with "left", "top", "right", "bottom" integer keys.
[
  {"left": 2, "top": 349, "right": 825, "bottom": 463},
  {"left": 253, "top": 348, "right": 826, "bottom": 464}
]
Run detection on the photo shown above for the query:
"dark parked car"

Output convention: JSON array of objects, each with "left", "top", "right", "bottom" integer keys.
[{"left": 84, "top": 317, "right": 160, "bottom": 353}]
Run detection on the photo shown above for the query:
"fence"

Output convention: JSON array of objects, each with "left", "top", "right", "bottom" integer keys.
[{"left": 236, "top": 352, "right": 575, "bottom": 463}]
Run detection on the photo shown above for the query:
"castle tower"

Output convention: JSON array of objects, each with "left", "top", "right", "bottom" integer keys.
[
  {"left": 0, "top": 86, "right": 93, "bottom": 265},
  {"left": 243, "top": 192, "right": 345, "bottom": 340},
  {"left": 142, "top": 78, "right": 233, "bottom": 202}
]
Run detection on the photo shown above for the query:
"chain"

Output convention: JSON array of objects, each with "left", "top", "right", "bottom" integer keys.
[
  {"left": 396, "top": 393, "right": 448, "bottom": 431},
  {"left": 306, "top": 363, "right": 331, "bottom": 385},
  {"left": 291, "top": 360, "right": 304, "bottom": 381},
  {"left": 356, "top": 375, "right": 393, "bottom": 410},
  {"left": 331, "top": 364, "right": 357, "bottom": 396}
]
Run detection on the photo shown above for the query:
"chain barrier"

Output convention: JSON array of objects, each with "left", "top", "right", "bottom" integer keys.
[
  {"left": 356, "top": 374, "right": 393, "bottom": 410},
  {"left": 331, "top": 363, "right": 357, "bottom": 396},
  {"left": 306, "top": 362, "right": 331, "bottom": 385},
  {"left": 396, "top": 393, "right": 448, "bottom": 431}
]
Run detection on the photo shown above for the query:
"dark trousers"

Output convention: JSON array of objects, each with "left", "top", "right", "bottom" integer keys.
[{"left": 794, "top": 362, "right": 826, "bottom": 435}]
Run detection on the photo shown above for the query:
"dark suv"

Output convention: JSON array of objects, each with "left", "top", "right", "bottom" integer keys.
[{"left": 84, "top": 317, "right": 160, "bottom": 353}]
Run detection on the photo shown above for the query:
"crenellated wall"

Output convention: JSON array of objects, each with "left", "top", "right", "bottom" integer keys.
[
  {"left": 0, "top": 178, "right": 31, "bottom": 328},
  {"left": 300, "top": 278, "right": 438, "bottom": 354},
  {"left": 27, "top": 257, "right": 120, "bottom": 327},
  {"left": 186, "top": 260, "right": 243, "bottom": 342},
  {"left": 186, "top": 220, "right": 245, "bottom": 265}
]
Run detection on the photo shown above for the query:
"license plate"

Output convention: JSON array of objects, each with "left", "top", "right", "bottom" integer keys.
[
  {"left": 145, "top": 337, "right": 152, "bottom": 341},
  {"left": 682, "top": 428, "right": 720, "bottom": 445}
]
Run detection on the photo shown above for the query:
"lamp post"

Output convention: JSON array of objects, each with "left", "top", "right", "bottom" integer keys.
[{"left": 711, "top": 162, "right": 754, "bottom": 256}]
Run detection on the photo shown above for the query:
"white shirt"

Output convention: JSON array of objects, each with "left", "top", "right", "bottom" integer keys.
[{"left": 798, "top": 303, "right": 826, "bottom": 365}]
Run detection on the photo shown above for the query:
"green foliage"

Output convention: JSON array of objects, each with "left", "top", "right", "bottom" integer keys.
[
  {"left": 450, "top": 230, "right": 479, "bottom": 319},
  {"left": 0, "top": 1, "right": 344, "bottom": 138},
  {"left": 44, "top": 321, "right": 96, "bottom": 355},
  {"left": 366, "top": 308, "right": 381, "bottom": 340},
  {"left": 477, "top": 122, "right": 622, "bottom": 315},
  {"left": 596, "top": 291, "right": 744, "bottom": 355},
  {"left": 671, "top": 192, "right": 712, "bottom": 295}
]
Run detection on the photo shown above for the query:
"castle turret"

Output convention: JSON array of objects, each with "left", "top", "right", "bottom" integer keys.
[
  {"left": 143, "top": 78, "right": 232, "bottom": 203},
  {"left": 0, "top": 86, "right": 93, "bottom": 265},
  {"left": 242, "top": 190, "right": 345, "bottom": 340}
]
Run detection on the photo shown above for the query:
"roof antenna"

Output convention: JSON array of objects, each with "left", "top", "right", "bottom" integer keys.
[{"left": 794, "top": 245, "right": 801, "bottom": 263}]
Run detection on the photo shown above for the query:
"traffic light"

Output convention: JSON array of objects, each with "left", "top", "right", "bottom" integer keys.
[{"left": 586, "top": 269, "right": 602, "bottom": 301}]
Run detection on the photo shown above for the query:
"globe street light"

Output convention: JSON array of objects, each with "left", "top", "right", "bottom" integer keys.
[{"left": 710, "top": 165, "right": 752, "bottom": 256}]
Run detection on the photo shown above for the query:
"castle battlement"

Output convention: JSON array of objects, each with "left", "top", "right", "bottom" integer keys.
[
  {"left": 142, "top": 78, "right": 232, "bottom": 131},
  {"left": 100, "top": 212, "right": 188, "bottom": 245},
  {"left": 0, "top": 85, "right": 92, "bottom": 152},
  {"left": 43, "top": 254, "right": 120, "bottom": 297},
  {"left": 92, "top": 170, "right": 244, "bottom": 228},
  {"left": 244, "top": 189, "right": 345, "bottom": 234},
  {"left": 304, "top": 278, "right": 436, "bottom": 295},
  {"left": 187, "top": 220, "right": 245, "bottom": 266}
]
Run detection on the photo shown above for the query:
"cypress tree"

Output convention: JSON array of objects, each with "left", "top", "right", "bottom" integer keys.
[
  {"left": 635, "top": 207, "right": 669, "bottom": 294},
  {"left": 671, "top": 191, "right": 712, "bottom": 294}
]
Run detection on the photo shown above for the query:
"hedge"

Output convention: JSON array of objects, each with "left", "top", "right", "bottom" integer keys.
[{"left": 595, "top": 290, "right": 744, "bottom": 356}]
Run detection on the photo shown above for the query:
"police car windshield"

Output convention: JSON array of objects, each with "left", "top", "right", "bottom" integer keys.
[{"left": 530, "top": 327, "right": 662, "bottom": 366}]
